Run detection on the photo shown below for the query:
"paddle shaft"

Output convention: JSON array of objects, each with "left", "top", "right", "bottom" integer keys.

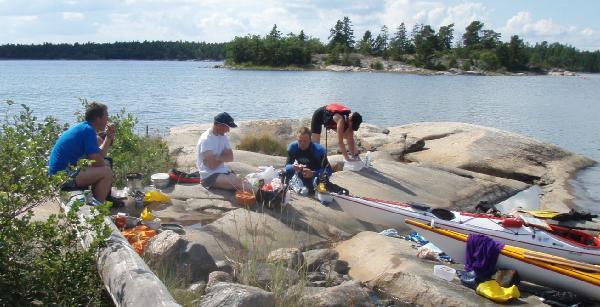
[{"left": 524, "top": 250, "right": 600, "bottom": 272}]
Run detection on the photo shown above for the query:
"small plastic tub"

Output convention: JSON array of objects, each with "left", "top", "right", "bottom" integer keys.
[
  {"left": 151, "top": 173, "right": 170, "bottom": 189},
  {"left": 142, "top": 218, "right": 162, "bottom": 230},
  {"left": 316, "top": 191, "right": 333, "bottom": 204},
  {"left": 434, "top": 265, "right": 456, "bottom": 281}
]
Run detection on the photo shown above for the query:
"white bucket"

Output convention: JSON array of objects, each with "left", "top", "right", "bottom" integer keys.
[{"left": 151, "top": 173, "right": 170, "bottom": 189}]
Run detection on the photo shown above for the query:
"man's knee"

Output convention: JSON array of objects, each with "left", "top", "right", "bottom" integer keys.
[{"left": 100, "top": 165, "right": 112, "bottom": 178}]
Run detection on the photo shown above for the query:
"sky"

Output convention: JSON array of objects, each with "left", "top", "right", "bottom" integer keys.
[{"left": 1, "top": 0, "right": 599, "bottom": 50}]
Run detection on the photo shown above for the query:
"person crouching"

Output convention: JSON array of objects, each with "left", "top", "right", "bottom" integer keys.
[{"left": 285, "top": 127, "right": 332, "bottom": 195}]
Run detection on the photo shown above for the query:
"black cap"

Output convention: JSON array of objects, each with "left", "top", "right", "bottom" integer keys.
[{"left": 214, "top": 112, "right": 237, "bottom": 128}]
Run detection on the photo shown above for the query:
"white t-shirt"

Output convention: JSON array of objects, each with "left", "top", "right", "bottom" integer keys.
[{"left": 196, "top": 128, "right": 232, "bottom": 179}]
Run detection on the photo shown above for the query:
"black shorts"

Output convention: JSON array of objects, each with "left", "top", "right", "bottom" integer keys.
[{"left": 311, "top": 106, "right": 326, "bottom": 134}]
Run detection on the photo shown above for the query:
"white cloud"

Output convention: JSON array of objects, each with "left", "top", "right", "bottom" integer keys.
[
  {"left": 500, "top": 11, "right": 600, "bottom": 50},
  {"left": 62, "top": 12, "right": 84, "bottom": 21},
  {"left": 0, "top": 1, "right": 598, "bottom": 50}
]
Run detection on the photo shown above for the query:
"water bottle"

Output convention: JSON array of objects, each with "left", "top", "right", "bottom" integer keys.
[{"left": 364, "top": 151, "right": 372, "bottom": 168}]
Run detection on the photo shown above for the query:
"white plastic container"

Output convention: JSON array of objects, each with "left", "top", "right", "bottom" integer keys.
[
  {"left": 316, "top": 191, "right": 333, "bottom": 204},
  {"left": 142, "top": 218, "right": 162, "bottom": 230},
  {"left": 151, "top": 173, "right": 170, "bottom": 189},
  {"left": 343, "top": 160, "right": 364, "bottom": 172},
  {"left": 433, "top": 265, "right": 456, "bottom": 281}
]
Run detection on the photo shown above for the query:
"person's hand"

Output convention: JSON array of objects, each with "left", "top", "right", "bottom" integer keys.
[
  {"left": 302, "top": 168, "right": 313, "bottom": 178},
  {"left": 293, "top": 163, "right": 305, "bottom": 173},
  {"left": 106, "top": 123, "right": 116, "bottom": 140}
]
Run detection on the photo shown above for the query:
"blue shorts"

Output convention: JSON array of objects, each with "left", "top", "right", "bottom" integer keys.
[
  {"left": 201, "top": 171, "right": 234, "bottom": 189},
  {"left": 61, "top": 169, "right": 83, "bottom": 190}
]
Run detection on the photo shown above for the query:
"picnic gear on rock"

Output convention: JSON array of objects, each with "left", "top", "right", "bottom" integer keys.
[
  {"left": 405, "top": 219, "right": 600, "bottom": 301},
  {"left": 476, "top": 280, "right": 520, "bottom": 303},
  {"left": 150, "top": 173, "right": 170, "bottom": 189},
  {"left": 465, "top": 234, "right": 505, "bottom": 278},
  {"left": 168, "top": 168, "right": 201, "bottom": 184}
]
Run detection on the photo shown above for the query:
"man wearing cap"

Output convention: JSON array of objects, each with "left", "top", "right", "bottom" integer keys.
[{"left": 196, "top": 112, "right": 244, "bottom": 190}]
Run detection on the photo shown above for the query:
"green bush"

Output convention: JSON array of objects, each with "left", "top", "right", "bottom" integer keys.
[
  {"left": 462, "top": 59, "right": 472, "bottom": 71},
  {"left": 0, "top": 101, "right": 110, "bottom": 305},
  {"left": 370, "top": 61, "right": 384, "bottom": 70},
  {"left": 479, "top": 50, "right": 500, "bottom": 70},
  {"left": 237, "top": 134, "right": 287, "bottom": 156}
]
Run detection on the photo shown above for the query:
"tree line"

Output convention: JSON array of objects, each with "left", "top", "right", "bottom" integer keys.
[
  {"left": 0, "top": 41, "right": 226, "bottom": 60},
  {"left": 227, "top": 17, "right": 600, "bottom": 72}
]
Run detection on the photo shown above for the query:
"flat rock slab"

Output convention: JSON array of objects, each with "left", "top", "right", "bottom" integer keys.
[
  {"left": 392, "top": 122, "right": 596, "bottom": 211},
  {"left": 331, "top": 158, "right": 528, "bottom": 211},
  {"left": 336, "top": 231, "right": 548, "bottom": 306}
]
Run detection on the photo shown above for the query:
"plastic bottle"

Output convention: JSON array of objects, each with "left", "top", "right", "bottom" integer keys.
[
  {"left": 289, "top": 173, "right": 308, "bottom": 196},
  {"left": 364, "top": 151, "right": 372, "bottom": 168}
]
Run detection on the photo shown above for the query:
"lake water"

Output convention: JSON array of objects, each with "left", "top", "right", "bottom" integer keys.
[{"left": 1, "top": 60, "right": 599, "bottom": 209}]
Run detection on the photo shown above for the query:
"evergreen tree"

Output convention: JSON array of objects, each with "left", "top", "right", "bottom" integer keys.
[
  {"left": 413, "top": 25, "right": 438, "bottom": 67},
  {"left": 372, "top": 25, "right": 389, "bottom": 57},
  {"left": 463, "top": 21, "right": 484, "bottom": 48},
  {"left": 342, "top": 16, "right": 355, "bottom": 49},
  {"left": 481, "top": 29, "right": 501, "bottom": 49},
  {"left": 437, "top": 24, "right": 454, "bottom": 50},
  {"left": 390, "top": 22, "right": 409, "bottom": 59},
  {"left": 357, "top": 30, "right": 374, "bottom": 55}
]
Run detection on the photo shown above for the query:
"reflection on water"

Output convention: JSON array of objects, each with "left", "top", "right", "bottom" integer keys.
[
  {"left": 495, "top": 185, "right": 542, "bottom": 214},
  {"left": 571, "top": 164, "right": 600, "bottom": 214}
]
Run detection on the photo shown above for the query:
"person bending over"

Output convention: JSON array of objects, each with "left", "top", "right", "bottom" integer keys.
[
  {"left": 196, "top": 112, "right": 245, "bottom": 190},
  {"left": 49, "top": 102, "right": 115, "bottom": 202},
  {"left": 310, "top": 103, "right": 362, "bottom": 161},
  {"left": 285, "top": 127, "right": 333, "bottom": 195}
]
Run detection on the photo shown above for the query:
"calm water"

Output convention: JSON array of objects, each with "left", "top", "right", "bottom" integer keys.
[{"left": 1, "top": 60, "right": 599, "bottom": 209}]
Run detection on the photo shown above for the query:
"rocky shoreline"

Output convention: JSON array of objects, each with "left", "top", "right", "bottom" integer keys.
[
  {"left": 222, "top": 54, "right": 579, "bottom": 77},
  {"left": 126, "top": 120, "right": 598, "bottom": 306}
]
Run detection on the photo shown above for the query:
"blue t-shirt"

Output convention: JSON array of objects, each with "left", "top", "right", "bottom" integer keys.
[{"left": 48, "top": 121, "right": 100, "bottom": 174}]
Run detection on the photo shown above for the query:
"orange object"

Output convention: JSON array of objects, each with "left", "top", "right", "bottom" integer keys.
[
  {"left": 121, "top": 225, "right": 157, "bottom": 255},
  {"left": 236, "top": 190, "right": 256, "bottom": 207},
  {"left": 502, "top": 217, "right": 524, "bottom": 228}
]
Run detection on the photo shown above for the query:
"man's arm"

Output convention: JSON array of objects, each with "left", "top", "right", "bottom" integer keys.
[
  {"left": 220, "top": 148, "right": 234, "bottom": 163},
  {"left": 88, "top": 152, "right": 106, "bottom": 167},
  {"left": 202, "top": 150, "right": 223, "bottom": 170},
  {"left": 97, "top": 124, "right": 115, "bottom": 157},
  {"left": 334, "top": 115, "right": 349, "bottom": 160},
  {"left": 285, "top": 146, "right": 296, "bottom": 174}
]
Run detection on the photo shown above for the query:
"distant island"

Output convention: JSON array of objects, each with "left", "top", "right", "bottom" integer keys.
[
  {"left": 1, "top": 16, "right": 599, "bottom": 74},
  {"left": 0, "top": 41, "right": 226, "bottom": 61},
  {"left": 225, "top": 17, "right": 600, "bottom": 74}
]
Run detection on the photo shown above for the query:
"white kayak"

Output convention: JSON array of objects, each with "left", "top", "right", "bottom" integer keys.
[
  {"left": 332, "top": 194, "right": 600, "bottom": 264},
  {"left": 405, "top": 219, "right": 600, "bottom": 301}
]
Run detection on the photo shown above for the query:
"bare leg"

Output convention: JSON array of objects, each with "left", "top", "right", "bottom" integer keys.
[
  {"left": 311, "top": 133, "right": 321, "bottom": 144},
  {"left": 75, "top": 165, "right": 112, "bottom": 202},
  {"left": 212, "top": 173, "right": 245, "bottom": 191}
]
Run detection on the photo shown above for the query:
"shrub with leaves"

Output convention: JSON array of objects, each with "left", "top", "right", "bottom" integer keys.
[
  {"left": 237, "top": 134, "right": 288, "bottom": 156},
  {"left": 0, "top": 101, "right": 110, "bottom": 305}
]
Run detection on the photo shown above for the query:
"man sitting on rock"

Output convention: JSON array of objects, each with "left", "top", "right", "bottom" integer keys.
[
  {"left": 196, "top": 112, "right": 244, "bottom": 190},
  {"left": 49, "top": 102, "right": 115, "bottom": 202},
  {"left": 285, "top": 127, "right": 333, "bottom": 195}
]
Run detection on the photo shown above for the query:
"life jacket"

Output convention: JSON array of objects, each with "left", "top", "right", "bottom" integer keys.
[{"left": 324, "top": 103, "right": 351, "bottom": 130}]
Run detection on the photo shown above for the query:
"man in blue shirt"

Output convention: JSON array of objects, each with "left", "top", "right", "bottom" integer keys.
[
  {"left": 285, "top": 127, "right": 332, "bottom": 195},
  {"left": 49, "top": 102, "right": 115, "bottom": 202}
]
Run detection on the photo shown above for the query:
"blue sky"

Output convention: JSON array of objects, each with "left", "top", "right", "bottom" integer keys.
[{"left": 1, "top": 0, "right": 599, "bottom": 50}]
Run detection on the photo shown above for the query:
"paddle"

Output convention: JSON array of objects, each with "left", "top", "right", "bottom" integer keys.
[{"left": 523, "top": 250, "right": 600, "bottom": 272}]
